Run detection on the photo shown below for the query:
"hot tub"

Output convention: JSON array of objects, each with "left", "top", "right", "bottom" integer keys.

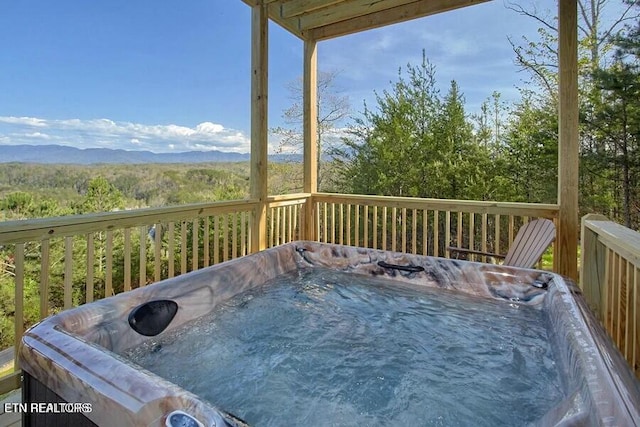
[{"left": 19, "top": 241, "right": 640, "bottom": 426}]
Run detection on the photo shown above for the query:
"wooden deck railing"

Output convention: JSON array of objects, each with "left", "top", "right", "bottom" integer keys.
[
  {"left": 311, "top": 193, "right": 559, "bottom": 265},
  {"left": 580, "top": 214, "right": 640, "bottom": 378},
  {"left": 0, "top": 193, "right": 561, "bottom": 394}
]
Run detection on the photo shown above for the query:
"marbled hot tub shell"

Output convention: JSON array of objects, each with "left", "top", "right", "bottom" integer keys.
[{"left": 19, "top": 241, "right": 640, "bottom": 426}]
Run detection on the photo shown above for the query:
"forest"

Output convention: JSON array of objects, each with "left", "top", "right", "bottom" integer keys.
[{"left": 1, "top": 0, "right": 640, "bottom": 350}]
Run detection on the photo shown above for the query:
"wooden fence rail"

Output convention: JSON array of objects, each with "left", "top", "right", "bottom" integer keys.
[{"left": 580, "top": 214, "right": 640, "bottom": 379}]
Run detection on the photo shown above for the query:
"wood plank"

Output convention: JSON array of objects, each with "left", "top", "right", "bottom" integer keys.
[
  {"left": 307, "top": 0, "right": 490, "bottom": 40},
  {"left": 280, "top": 0, "right": 344, "bottom": 18},
  {"left": 297, "top": 0, "right": 420, "bottom": 31},
  {"left": 363, "top": 205, "right": 369, "bottom": 247}
]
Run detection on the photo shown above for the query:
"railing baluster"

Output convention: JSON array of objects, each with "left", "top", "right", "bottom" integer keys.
[
  {"left": 155, "top": 224, "right": 162, "bottom": 282},
  {"left": 193, "top": 218, "right": 199, "bottom": 270},
  {"left": 86, "top": 234, "right": 94, "bottom": 302},
  {"left": 269, "top": 207, "right": 275, "bottom": 247},
  {"left": 64, "top": 236, "right": 73, "bottom": 309},
  {"left": 412, "top": 209, "right": 417, "bottom": 255},
  {"left": 444, "top": 211, "right": 450, "bottom": 258},
  {"left": 457, "top": 212, "right": 463, "bottom": 253},
  {"left": 401, "top": 208, "right": 407, "bottom": 253},
  {"left": 323, "top": 202, "right": 328, "bottom": 243},
  {"left": 105, "top": 231, "right": 113, "bottom": 297},
  {"left": 633, "top": 266, "right": 639, "bottom": 376},
  {"left": 181, "top": 221, "right": 187, "bottom": 275},
  {"left": 373, "top": 206, "right": 378, "bottom": 249},
  {"left": 364, "top": 205, "right": 369, "bottom": 248},
  {"left": 494, "top": 214, "right": 501, "bottom": 256},
  {"left": 204, "top": 217, "right": 210, "bottom": 267},
  {"left": 223, "top": 215, "right": 229, "bottom": 262},
  {"left": 14, "top": 243, "right": 25, "bottom": 370},
  {"left": 508, "top": 215, "right": 515, "bottom": 247},
  {"left": 168, "top": 222, "right": 175, "bottom": 277},
  {"left": 433, "top": 210, "right": 439, "bottom": 257},
  {"left": 289, "top": 206, "right": 294, "bottom": 243},
  {"left": 275, "top": 207, "right": 281, "bottom": 245},
  {"left": 468, "top": 213, "right": 474, "bottom": 261},
  {"left": 241, "top": 212, "right": 247, "bottom": 256},
  {"left": 139, "top": 226, "right": 146, "bottom": 287},
  {"left": 391, "top": 207, "right": 397, "bottom": 252},
  {"left": 481, "top": 213, "right": 488, "bottom": 263},
  {"left": 214, "top": 216, "right": 220, "bottom": 265},
  {"left": 339, "top": 204, "right": 344, "bottom": 245},
  {"left": 40, "top": 239, "right": 50, "bottom": 319},
  {"left": 382, "top": 206, "right": 388, "bottom": 251},
  {"left": 346, "top": 204, "right": 352, "bottom": 246},
  {"left": 330, "top": 203, "right": 335, "bottom": 244},
  {"left": 422, "top": 209, "right": 428, "bottom": 256},
  {"left": 124, "top": 228, "right": 131, "bottom": 291},
  {"left": 355, "top": 205, "right": 360, "bottom": 246},
  {"left": 233, "top": 213, "right": 238, "bottom": 259}
]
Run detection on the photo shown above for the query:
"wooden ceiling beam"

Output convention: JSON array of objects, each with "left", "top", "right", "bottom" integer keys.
[
  {"left": 297, "top": 0, "right": 420, "bottom": 31},
  {"left": 304, "top": 0, "right": 491, "bottom": 40}
]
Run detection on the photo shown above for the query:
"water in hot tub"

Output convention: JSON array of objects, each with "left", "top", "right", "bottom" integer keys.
[{"left": 125, "top": 268, "right": 563, "bottom": 426}]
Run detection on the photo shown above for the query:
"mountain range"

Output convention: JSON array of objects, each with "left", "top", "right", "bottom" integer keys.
[{"left": 0, "top": 144, "right": 299, "bottom": 164}]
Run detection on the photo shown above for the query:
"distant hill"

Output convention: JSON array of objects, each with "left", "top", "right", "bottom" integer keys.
[{"left": 0, "top": 144, "right": 299, "bottom": 164}]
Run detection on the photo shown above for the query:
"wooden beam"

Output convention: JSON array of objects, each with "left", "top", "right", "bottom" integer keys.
[
  {"left": 306, "top": 0, "right": 490, "bottom": 40},
  {"left": 557, "top": 0, "right": 579, "bottom": 281},
  {"left": 298, "top": 0, "right": 420, "bottom": 31},
  {"left": 250, "top": 2, "right": 269, "bottom": 252},
  {"left": 303, "top": 39, "right": 318, "bottom": 239}
]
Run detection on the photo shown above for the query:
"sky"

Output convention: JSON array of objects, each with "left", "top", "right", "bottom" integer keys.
[{"left": 0, "top": 1, "right": 563, "bottom": 154}]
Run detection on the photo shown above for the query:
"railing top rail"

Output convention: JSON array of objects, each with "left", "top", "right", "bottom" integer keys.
[
  {"left": 0, "top": 198, "right": 259, "bottom": 244},
  {"left": 584, "top": 219, "right": 640, "bottom": 267},
  {"left": 312, "top": 193, "right": 560, "bottom": 217},
  {"left": 267, "top": 193, "right": 311, "bottom": 202}
]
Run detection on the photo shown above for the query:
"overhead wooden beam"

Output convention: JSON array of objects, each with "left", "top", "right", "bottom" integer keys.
[
  {"left": 303, "top": 39, "right": 318, "bottom": 239},
  {"left": 281, "top": 0, "right": 344, "bottom": 18},
  {"left": 557, "top": 0, "right": 579, "bottom": 280},
  {"left": 297, "top": 0, "right": 420, "bottom": 31},
  {"left": 250, "top": 2, "right": 269, "bottom": 252},
  {"left": 305, "top": 0, "right": 490, "bottom": 40}
]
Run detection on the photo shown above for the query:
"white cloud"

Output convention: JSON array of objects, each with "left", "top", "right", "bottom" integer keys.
[{"left": 0, "top": 116, "right": 252, "bottom": 153}]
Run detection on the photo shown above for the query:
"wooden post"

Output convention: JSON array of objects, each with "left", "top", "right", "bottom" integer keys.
[
  {"left": 250, "top": 2, "right": 268, "bottom": 252},
  {"left": 557, "top": 0, "right": 579, "bottom": 281},
  {"left": 303, "top": 39, "right": 318, "bottom": 240}
]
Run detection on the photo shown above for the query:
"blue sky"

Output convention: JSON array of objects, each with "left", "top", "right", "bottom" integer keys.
[{"left": 0, "top": 1, "right": 561, "bottom": 154}]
